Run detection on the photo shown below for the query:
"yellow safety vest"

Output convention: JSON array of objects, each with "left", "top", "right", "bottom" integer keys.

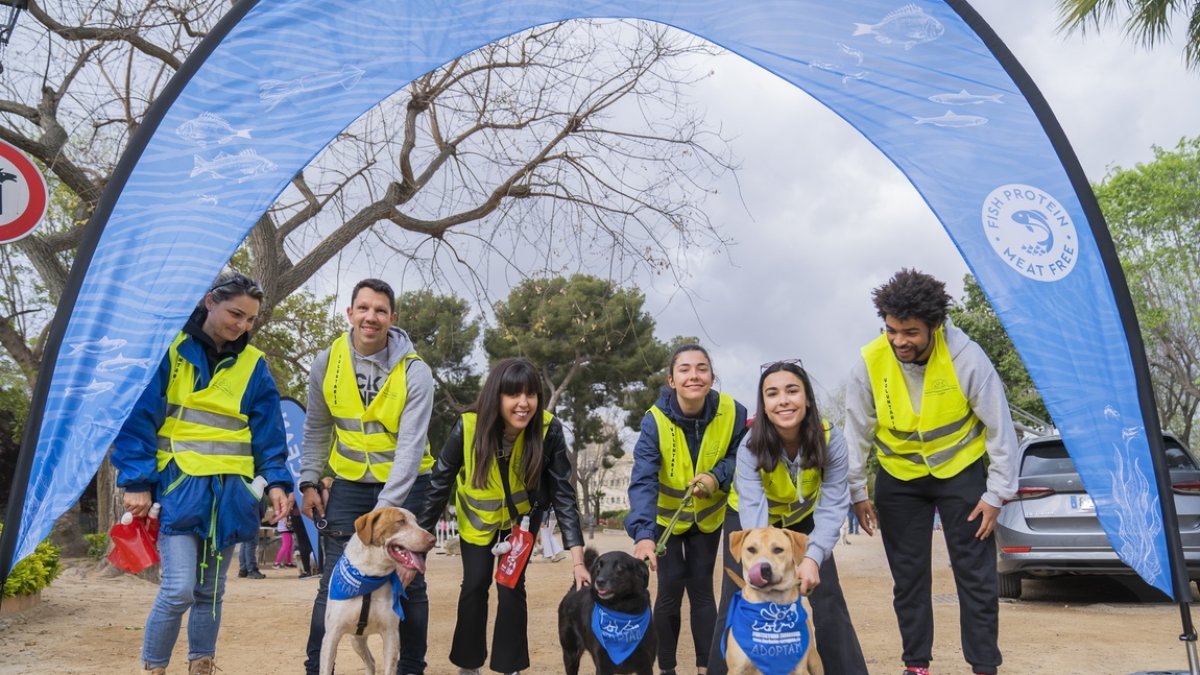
[
  {"left": 156, "top": 332, "right": 259, "bottom": 478},
  {"left": 728, "top": 421, "right": 831, "bottom": 527},
  {"left": 862, "top": 326, "right": 986, "bottom": 480},
  {"left": 649, "top": 393, "right": 736, "bottom": 535},
  {"left": 455, "top": 410, "right": 554, "bottom": 546},
  {"left": 323, "top": 333, "right": 435, "bottom": 482}
]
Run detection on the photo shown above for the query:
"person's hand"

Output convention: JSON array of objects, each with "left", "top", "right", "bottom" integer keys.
[
  {"left": 572, "top": 560, "right": 592, "bottom": 590},
  {"left": 123, "top": 490, "right": 152, "bottom": 518},
  {"left": 633, "top": 538, "right": 657, "bottom": 571},
  {"left": 688, "top": 473, "right": 717, "bottom": 499},
  {"left": 852, "top": 499, "right": 877, "bottom": 537},
  {"left": 301, "top": 485, "right": 324, "bottom": 520},
  {"left": 795, "top": 557, "right": 821, "bottom": 596},
  {"left": 268, "top": 486, "right": 288, "bottom": 525},
  {"left": 968, "top": 499, "right": 1001, "bottom": 540}
]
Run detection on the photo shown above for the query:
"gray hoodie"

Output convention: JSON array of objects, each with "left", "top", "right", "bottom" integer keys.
[
  {"left": 844, "top": 322, "right": 1018, "bottom": 507},
  {"left": 299, "top": 326, "right": 434, "bottom": 509}
]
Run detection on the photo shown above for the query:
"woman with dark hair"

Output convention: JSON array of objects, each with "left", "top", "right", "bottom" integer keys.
[
  {"left": 419, "top": 357, "right": 590, "bottom": 675},
  {"left": 626, "top": 344, "right": 748, "bottom": 675},
  {"left": 706, "top": 360, "right": 867, "bottom": 675},
  {"left": 113, "top": 271, "right": 292, "bottom": 675}
]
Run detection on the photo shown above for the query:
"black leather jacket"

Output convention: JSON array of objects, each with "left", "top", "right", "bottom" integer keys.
[{"left": 418, "top": 415, "right": 585, "bottom": 550}]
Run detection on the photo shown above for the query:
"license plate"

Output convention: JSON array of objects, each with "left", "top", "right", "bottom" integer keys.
[{"left": 1070, "top": 495, "right": 1095, "bottom": 512}]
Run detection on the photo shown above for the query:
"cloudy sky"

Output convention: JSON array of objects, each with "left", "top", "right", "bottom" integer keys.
[{"left": 626, "top": 0, "right": 1200, "bottom": 410}]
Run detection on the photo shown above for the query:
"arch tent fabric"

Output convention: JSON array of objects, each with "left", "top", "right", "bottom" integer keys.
[{"left": 0, "top": 0, "right": 1182, "bottom": 600}]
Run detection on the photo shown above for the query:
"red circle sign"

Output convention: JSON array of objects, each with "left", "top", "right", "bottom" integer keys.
[{"left": 0, "top": 140, "right": 49, "bottom": 244}]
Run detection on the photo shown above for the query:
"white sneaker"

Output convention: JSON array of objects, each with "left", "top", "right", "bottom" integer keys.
[{"left": 457, "top": 669, "right": 482, "bottom": 675}]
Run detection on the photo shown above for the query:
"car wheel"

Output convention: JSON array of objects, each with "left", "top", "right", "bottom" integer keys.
[{"left": 998, "top": 572, "right": 1022, "bottom": 599}]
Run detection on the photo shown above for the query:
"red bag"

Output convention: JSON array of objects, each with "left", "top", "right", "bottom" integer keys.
[
  {"left": 494, "top": 516, "right": 534, "bottom": 589},
  {"left": 108, "top": 510, "right": 161, "bottom": 574}
]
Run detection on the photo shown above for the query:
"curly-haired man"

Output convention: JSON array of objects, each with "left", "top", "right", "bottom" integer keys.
[{"left": 844, "top": 268, "right": 1018, "bottom": 675}]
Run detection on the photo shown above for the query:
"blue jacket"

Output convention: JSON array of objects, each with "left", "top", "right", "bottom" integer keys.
[
  {"left": 112, "top": 310, "right": 291, "bottom": 550},
  {"left": 624, "top": 388, "right": 748, "bottom": 543}
]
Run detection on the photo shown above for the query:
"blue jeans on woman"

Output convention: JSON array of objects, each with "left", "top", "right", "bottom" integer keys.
[{"left": 141, "top": 533, "right": 233, "bottom": 668}]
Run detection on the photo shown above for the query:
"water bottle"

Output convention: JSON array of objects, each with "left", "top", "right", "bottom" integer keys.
[
  {"left": 495, "top": 516, "right": 534, "bottom": 589},
  {"left": 108, "top": 502, "right": 162, "bottom": 574}
]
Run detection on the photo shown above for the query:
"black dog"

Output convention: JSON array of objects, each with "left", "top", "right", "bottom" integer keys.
[{"left": 558, "top": 549, "right": 657, "bottom": 675}]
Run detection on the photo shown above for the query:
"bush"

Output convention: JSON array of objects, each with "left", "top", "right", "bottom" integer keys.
[
  {"left": 84, "top": 533, "right": 108, "bottom": 560},
  {"left": 0, "top": 522, "right": 62, "bottom": 598},
  {"left": 600, "top": 509, "right": 628, "bottom": 530}
]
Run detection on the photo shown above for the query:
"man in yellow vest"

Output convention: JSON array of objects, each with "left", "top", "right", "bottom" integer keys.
[
  {"left": 298, "top": 278, "right": 434, "bottom": 675},
  {"left": 845, "top": 269, "right": 1018, "bottom": 675}
]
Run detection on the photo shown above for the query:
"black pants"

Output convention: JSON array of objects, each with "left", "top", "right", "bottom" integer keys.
[
  {"left": 452, "top": 532, "right": 530, "bottom": 673},
  {"left": 653, "top": 526, "right": 721, "bottom": 672},
  {"left": 304, "top": 476, "right": 431, "bottom": 675},
  {"left": 875, "top": 459, "right": 1001, "bottom": 674},
  {"left": 706, "top": 510, "right": 868, "bottom": 675},
  {"left": 293, "top": 515, "right": 315, "bottom": 576}
]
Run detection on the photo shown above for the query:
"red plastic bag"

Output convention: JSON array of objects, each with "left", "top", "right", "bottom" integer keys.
[
  {"left": 494, "top": 516, "right": 534, "bottom": 589},
  {"left": 108, "top": 512, "right": 160, "bottom": 574}
]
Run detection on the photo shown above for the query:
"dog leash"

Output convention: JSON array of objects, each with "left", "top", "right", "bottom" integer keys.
[{"left": 654, "top": 491, "right": 694, "bottom": 557}]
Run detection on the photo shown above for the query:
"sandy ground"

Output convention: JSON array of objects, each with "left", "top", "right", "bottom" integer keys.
[{"left": 0, "top": 529, "right": 1193, "bottom": 674}]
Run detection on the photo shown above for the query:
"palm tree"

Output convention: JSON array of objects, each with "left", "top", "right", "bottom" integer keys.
[{"left": 1057, "top": 0, "right": 1200, "bottom": 71}]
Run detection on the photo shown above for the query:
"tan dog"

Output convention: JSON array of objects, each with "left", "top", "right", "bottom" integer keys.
[
  {"left": 724, "top": 527, "right": 823, "bottom": 675},
  {"left": 320, "top": 506, "right": 435, "bottom": 675}
]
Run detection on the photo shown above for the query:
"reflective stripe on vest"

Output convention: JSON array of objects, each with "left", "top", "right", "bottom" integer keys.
[
  {"left": 156, "top": 332, "right": 259, "bottom": 477},
  {"left": 650, "top": 393, "right": 736, "bottom": 535},
  {"left": 728, "top": 421, "right": 831, "bottom": 527},
  {"left": 454, "top": 410, "right": 554, "bottom": 546},
  {"left": 862, "top": 326, "right": 987, "bottom": 480},
  {"left": 323, "top": 333, "right": 434, "bottom": 482}
]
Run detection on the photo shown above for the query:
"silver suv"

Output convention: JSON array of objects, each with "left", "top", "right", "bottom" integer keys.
[{"left": 995, "top": 433, "right": 1200, "bottom": 599}]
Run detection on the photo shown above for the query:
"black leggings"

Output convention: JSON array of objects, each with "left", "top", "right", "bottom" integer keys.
[{"left": 653, "top": 526, "right": 721, "bottom": 671}]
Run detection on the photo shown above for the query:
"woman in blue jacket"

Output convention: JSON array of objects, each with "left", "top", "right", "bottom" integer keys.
[
  {"left": 113, "top": 272, "right": 291, "bottom": 675},
  {"left": 626, "top": 344, "right": 748, "bottom": 675}
]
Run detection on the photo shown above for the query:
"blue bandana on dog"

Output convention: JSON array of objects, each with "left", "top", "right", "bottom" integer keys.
[
  {"left": 591, "top": 604, "right": 651, "bottom": 665},
  {"left": 721, "top": 590, "right": 808, "bottom": 675},
  {"left": 328, "top": 555, "right": 407, "bottom": 620}
]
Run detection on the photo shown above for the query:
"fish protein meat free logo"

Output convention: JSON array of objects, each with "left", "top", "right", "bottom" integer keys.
[{"left": 982, "top": 184, "right": 1078, "bottom": 282}]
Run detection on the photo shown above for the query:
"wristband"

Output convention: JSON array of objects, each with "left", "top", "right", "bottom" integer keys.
[{"left": 299, "top": 481, "right": 318, "bottom": 493}]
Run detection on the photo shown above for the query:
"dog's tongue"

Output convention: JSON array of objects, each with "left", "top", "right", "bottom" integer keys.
[
  {"left": 391, "top": 548, "right": 427, "bottom": 574},
  {"left": 747, "top": 562, "right": 769, "bottom": 588}
]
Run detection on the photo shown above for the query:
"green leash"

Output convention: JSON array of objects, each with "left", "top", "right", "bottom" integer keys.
[{"left": 654, "top": 491, "right": 695, "bottom": 557}]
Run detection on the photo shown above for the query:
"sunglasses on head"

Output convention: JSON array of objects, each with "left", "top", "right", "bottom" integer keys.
[{"left": 759, "top": 357, "right": 805, "bottom": 373}]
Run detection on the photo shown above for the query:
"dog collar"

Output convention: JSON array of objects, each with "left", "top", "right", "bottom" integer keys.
[
  {"left": 722, "top": 590, "right": 809, "bottom": 675},
  {"left": 328, "top": 555, "right": 407, "bottom": 620},
  {"left": 590, "top": 604, "right": 651, "bottom": 666}
]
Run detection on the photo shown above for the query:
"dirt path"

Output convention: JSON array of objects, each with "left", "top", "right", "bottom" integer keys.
[{"left": 0, "top": 529, "right": 1191, "bottom": 674}]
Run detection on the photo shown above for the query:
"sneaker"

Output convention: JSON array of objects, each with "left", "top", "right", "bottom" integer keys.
[
  {"left": 245, "top": 570, "right": 266, "bottom": 579},
  {"left": 141, "top": 664, "right": 166, "bottom": 675},
  {"left": 272, "top": 563, "right": 281, "bottom": 569},
  {"left": 237, "top": 569, "right": 248, "bottom": 578},
  {"left": 902, "top": 668, "right": 931, "bottom": 675},
  {"left": 456, "top": 669, "right": 481, "bottom": 675},
  {"left": 188, "top": 655, "right": 215, "bottom": 675}
]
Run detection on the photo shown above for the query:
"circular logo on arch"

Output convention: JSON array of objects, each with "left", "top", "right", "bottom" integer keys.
[
  {"left": 981, "top": 184, "right": 1078, "bottom": 282},
  {"left": 0, "top": 141, "right": 49, "bottom": 244}
]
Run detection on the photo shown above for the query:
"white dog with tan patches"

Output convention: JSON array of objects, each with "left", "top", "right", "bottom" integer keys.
[{"left": 320, "top": 506, "right": 434, "bottom": 675}]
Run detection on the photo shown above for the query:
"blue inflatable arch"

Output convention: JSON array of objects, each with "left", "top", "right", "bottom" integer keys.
[{"left": 0, "top": 0, "right": 1190, "bottom": 612}]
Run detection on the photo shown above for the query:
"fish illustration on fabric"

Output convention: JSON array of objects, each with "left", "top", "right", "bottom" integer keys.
[
  {"left": 96, "top": 354, "right": 155, "bottom": 373},
  {"left": 912, "top": 110, "right": 988, "bottom": 127},
  {"left": 853, "top": 4, "right": 945, "bottom": 49},
  {"left": 1011, "top": 209, "right": 1053, "bottom": 255},
  {"left": 190, "top": 149, "right": 277, "bottom": 182},
  {"left": 837, "top": 42, "right": 865, "bottom": 64},
  {"left": 65, "top": 380, "right": 116, "bottom": 398},
  {"left": 258, "top": 64, "right": 365, "bottom": 111},
  {"left": 197, "top": 194, "right": 219, "bottom": 206},
  {"left": 68, "top": 336, "right": 127, "bottom": 355},
  {"left": 928, "top": 89, "right": 1004, "bottom": 105},
  {"left": 809, "top": 61, "right": 868, "bottom": 85},
  {"left": 175, "top": 113, "right": 253, "bottom": 146}
]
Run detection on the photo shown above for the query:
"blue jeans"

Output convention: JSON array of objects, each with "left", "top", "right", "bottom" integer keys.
[
  {"left": 305, "top": 475, "right": 431, "bottom": 675},
  {"left": 141, "top": 534, "right": 233, "bottom": 668},
  {"left": 238, "top": 537, "right": 258, "bottom": 572}
]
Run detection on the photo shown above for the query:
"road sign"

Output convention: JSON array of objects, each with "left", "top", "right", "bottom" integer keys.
[{"left": 0, "top": 140, "right": 48, "bottom": 244}]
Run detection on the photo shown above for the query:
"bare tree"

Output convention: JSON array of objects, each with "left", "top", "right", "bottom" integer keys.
[{"left": 1, "top": 3, "right": 736, "bottom": 545}]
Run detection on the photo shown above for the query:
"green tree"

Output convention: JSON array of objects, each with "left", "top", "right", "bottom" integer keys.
[
  {"left": 1057, "top": 0, "right": 1200, "bottom": 70},
  {"left": 620, "top": 334, "right": 698, "bottom": 432},
  {"left": 949, "top": 275, "right": 1051, "bottom": 433},
  {"left": 484, "top": 274, "right": 666, "bottom": 448},
  {"left": 396, "top": 289, "right": 482, "bottom": 455},
  {"left": 1093, "top": 137, "right": 1200, "bottom": 447},
  {"left": 252, "top": 290, "right": 344, "bottom": 401}
]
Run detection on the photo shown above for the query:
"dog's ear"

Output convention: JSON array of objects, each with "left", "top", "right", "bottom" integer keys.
[
  {"left": 354, "top": 509, "right": 383, "bottom": 543},
  {"left": 728, "top": 529, "right": 748, "bottom": 560},
  {"left": 784, "top": 529, "right": 809, "bottom": 562}
]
